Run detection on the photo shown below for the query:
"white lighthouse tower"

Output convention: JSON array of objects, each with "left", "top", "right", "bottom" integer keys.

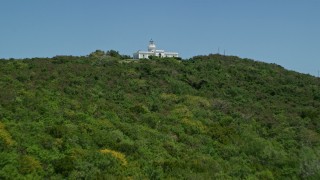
[{"left": 148, "top": 39, "right": 156, "bottom": 52}]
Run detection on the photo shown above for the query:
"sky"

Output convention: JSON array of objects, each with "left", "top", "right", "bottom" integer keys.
[{"left": 0, "top": 0, "right": 319, "bottom": 76}]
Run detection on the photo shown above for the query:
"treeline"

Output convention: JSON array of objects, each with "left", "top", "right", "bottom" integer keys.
[{"left": 0, "top": 53, "right": 319, "bottom": 179}]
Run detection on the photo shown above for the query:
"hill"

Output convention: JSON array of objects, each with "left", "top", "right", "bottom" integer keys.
[{"left": 0, "top": 53, "right": 319, "bottom": 179}]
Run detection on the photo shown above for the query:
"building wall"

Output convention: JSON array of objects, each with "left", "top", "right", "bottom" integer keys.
[
  {"left": 133, "top": 51, "right": 178, "bottom": 59},
  {"left": 139, "top": 54, "right": 148, "bottom": 59},
  {"left": 133, "top": 40, "right": 179, "bottom": 59}
]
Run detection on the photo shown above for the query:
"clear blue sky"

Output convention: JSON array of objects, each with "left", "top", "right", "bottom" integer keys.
[{"left": 0, "top": 0, "right": 319, "bottom": 76}]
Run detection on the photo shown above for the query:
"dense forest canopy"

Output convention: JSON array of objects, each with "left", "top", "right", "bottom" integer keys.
[{"left": 0, "top": 52, "right": 319, "bottom": 179}]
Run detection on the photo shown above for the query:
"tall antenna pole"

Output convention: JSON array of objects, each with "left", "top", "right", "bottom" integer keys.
[
  {"left": 316, "top": 70, "right": 320, "bottom": 106},
  {"left": 317, "top": 69, "right": 320, "bottom": 107},
  {"left": 218, "top": 47, "right": 220, "bottom": 54},
  {"left": 224, "top": 50, "right": 225, "bottom": 56}
]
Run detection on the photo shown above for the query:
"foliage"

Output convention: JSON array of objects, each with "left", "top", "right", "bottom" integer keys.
[
  {"left": 0, "top": 53, "right": 319, "bottom": 179},
  {"left": 89, "top": 49, "right": 131, "bottom": 60},
  {"left": 0, "top": 122, "right": 15, "bottom": 149},
  {"left": 100, "top": 149, "right": 128, "bottom": 166}
]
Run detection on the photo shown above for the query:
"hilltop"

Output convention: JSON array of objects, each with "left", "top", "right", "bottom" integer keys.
[{"left": 0, "top": 53, "right": 319, "bottom": 179}]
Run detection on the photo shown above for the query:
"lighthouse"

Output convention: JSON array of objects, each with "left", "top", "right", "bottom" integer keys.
[{"left": 133, "top": 40, "right": 179, "bottom": 59}]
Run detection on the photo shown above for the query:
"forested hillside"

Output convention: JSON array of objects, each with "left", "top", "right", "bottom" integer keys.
[{"left": 0, "top": 53, "right": 319, "bottom": 179}]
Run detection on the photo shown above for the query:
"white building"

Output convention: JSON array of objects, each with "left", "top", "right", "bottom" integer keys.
[{"left": 133, "top": 40, "right": 179, "bottom": 59}]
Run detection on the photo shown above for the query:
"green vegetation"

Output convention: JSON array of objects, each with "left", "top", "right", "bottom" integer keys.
[{"left": 0, "top": 52, "right": 319, "bottom": 179}]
